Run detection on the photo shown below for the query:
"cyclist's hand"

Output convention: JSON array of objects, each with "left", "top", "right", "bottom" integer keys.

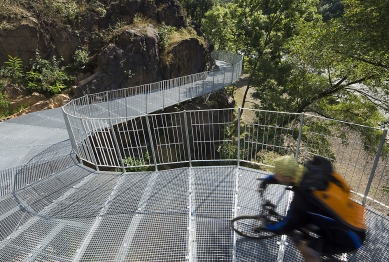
[{"left": 257, "top": 178, "right": 269, "bottom": 193}]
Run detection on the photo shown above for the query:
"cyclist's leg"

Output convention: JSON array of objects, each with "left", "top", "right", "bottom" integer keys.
[
  {"left": 307, "top": 228, "right": 364, "bottom": 256},
  {"left": 297, "top": 241, "right": 322, "bottom": 262}
]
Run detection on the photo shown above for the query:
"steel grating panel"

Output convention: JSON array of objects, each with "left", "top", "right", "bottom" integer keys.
[
  {"left": 0, "top": 130, "right": 70, "bottom": 170},
  {"left": 193, "top": 166, "right": 236, "bottom": 261},
  {"left": 234, "top": 167, "right": 286, "bottom": 262},
  {"left": 5, "top": 108, "right": 66, "bottom": 130},
  {"left": 0, "top": 166, "right": 388, "bottom": 261}
]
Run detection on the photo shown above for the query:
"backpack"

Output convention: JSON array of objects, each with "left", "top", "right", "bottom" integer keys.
[
  {"left": 312, "top": 171, "right": 365, "bottom": 231},
  {"left": 300, "top": 156, "right": 365, "bottom": 231}
]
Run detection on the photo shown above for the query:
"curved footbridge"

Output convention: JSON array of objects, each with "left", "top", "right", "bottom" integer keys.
[{"left": 0, "top": 51, "right": 388, "bottom": 262}]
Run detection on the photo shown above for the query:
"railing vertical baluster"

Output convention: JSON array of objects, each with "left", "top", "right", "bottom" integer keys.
[
  {"left": 221, "top": 67, "right": 225, "bottom": 85},
  {"left": 178, "top": 78, "right": 181, "bottom": 104},
  {"left": 146, "top": 84, "right": 148, "bottom": 114},
  {"left": 295, "top": 113, "right": 305, "bottom": 159},
  {"left": 81, "top": 119, "right": 99, "bottom": 171},
  {"left": 363, "top": 129, "right": 388, "bottom": 206},
  {"left": 62, "top": 108, "right": 80, "bottom": 159},
  {"left": 162, "top": 80, "right": 165, "bottom": 110},
  {"left": 212, "top": 70, "right": 215, "bottom": 91},
  {"left": 237, "top": 108, "right": 241, "bottom": 166},
  {"left": 183, "top": 111, "right": 192, "bottom": 167},
  {"left": 125, "top": 88, "right": 128, "bottom": 118},
  {"left": 108, "top": 118, "right": 125, "bottom": 172},
  {"left": 202, "top": 73, "right": 205, "bottom": 95},
  {"left": 145, "top": 115, "right": 158, "bottom": 171},
  {"left": 11, "top": 168, "right": 16, "bottom": 193}
]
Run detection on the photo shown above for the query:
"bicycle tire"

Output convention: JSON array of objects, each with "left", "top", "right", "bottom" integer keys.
[{"left": 231, "top": 215, "right": 278, "bottom": 240}]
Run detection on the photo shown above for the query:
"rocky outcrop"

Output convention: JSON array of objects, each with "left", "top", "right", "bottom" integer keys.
[
  {"left": 75, "top": 25, "right": 163, "bottom": 97},
  {"left": 0, "top": 0, "right": 213, "bottom": 99},
  {"left": 0, "top": 19, "right": 46, "bottom": 67},
  {"left": 162, "top": 38, "right": 210, "bottom": 79}
]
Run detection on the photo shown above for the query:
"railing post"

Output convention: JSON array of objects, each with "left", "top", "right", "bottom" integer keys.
[
  {"left": 183, "top": 111, "right": 192, "bottom": 167},
  {"left": 223, "top": 67, "right": 226, "bottom": 86},
  {"left": 108, "top": 118, "right": 125, "bottom": 172},
  {"left": 145, "top": 115, "right": 158, "bottom": 171},
  {"left": 11, "top": 168, "right": 16, "bottom": 193},
  {"left": 178, "top": 79, "right": 181, "bottom": 104},
  {"left": 162, "top": 81, "right": 165, "bottom": 111},
  {"left": 202, "top": 73, "right": 206, "bottom": 95},
  {"left": 80, "top": 119, "right": 100, "bottom": 171},
  {"left": 237, "top": 108, "right": 241, "bottom": 166},
  {"left": 125, "top": 88, "right": 128, "bottom": 118},
  {"left": 106, "top": 91, "right": 110, "bottom": 118},
  {"left": 295, "top": 113, "right": 305, "bottom": 159},
  {"left": 86, "top": 95, "right": 92, "bottom": 117},
  {"left": 146, "top": 85, "right": 148, "bottom": 114},
  {"left": 231, "top": 64, "right": 234, "bottom": 84},
  {"left": 212, "top": 70, "right": 215, "bottom": 91},
  {"left": 62, "top": 108, "right": 80, "bottom": 159},
  {"left": 362, "top": 129, "right": 387, "bottom": 206}
]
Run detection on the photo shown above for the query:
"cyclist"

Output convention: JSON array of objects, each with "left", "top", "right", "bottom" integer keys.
[{"left": 257, "top": 155, "right": 366, "bottom": 262}]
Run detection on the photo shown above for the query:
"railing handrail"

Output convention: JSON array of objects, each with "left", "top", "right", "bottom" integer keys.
[{"left": 62, "top": 50, "right": 243, "bottom": 119}]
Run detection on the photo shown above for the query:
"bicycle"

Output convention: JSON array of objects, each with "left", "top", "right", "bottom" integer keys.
[{"left": 230, "top": 180, "right": 348, "bottom": 261}]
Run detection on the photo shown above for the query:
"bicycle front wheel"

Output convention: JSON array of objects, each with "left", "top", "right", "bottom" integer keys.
[{"left": 231, "top": 215, "right": 278, "bottom": 240}]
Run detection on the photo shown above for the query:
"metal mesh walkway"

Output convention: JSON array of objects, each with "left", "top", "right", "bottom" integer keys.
[{"left": 1, "top": 164, "right": 387, "bottom": 261}]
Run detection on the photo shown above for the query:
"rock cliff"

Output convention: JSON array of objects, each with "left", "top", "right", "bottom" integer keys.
[{"left": 0, "top": 0, "right": 213, "bottom": 101}]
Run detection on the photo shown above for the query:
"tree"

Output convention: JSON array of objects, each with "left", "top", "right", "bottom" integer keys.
[
  {"left": 317, "top": 0, "right": 344, "bottom": 21},
  {"left": 180, "top": 0, "right": 214, "bottom": 27},
  {"left": 250, "top": 3, "right": 387, "bottom": 150},
  {"left": 203, "top": 0, "right": 318, "bottom": 113},
  {"left": 202, "top": 0, "right": 388, "bottom": 159},
  {"left": 201, "top": 4, "right": 237, "bottom": 52}
]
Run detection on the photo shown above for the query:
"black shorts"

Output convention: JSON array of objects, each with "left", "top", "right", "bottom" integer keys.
[{"left": 308, "top": 228, "right": 366, "bottom": 255}]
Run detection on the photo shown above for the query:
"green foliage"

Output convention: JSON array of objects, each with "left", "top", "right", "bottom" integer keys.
[
  {"left": 72, "top": 47, "right": 90, "bottom": 69},
  {"left": 158, "top": 23, "right": 175, "bottom": 50},
  {"left": 181, "top": 0, "right": 214, "bottom": 26},
  {"left": 124, "top": 70, "right": 135, "bottom": 79},
  {"left": 122, "top": 152, "right": 152, "bottom": 172},
  {"left": 317, "top": 0, "right": 344, "bottom": 21},
  {"left": 26, "top": 50, "right": 73, "bottom": 95},
  {"left": 1, "top": 55, "right": 24, "bottom": 83},
  {"left": 218, "top": 142, "right": 238, "bottom": 160},
  {"left": 201, "top": 4, "right": 237, "bottom": 52},
  {"left": 381, "top": 186, "right": 389, "bottom": 193},
  {"left": 0, "top": 92, "right": 9, "bottom": 109},
  {"left": 300, "top": 121, "right": 335, "bottom": 159},
  {"left": 52, "top": 0, "right": 79, "bottom": 23}
]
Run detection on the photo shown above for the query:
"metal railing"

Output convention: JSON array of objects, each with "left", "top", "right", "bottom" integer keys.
[
  {"left": 62, "top": 104, "right": 389, "bottom": 215},
  {"left": 62, "top": 51, "right": 243, "bottom": 119}
]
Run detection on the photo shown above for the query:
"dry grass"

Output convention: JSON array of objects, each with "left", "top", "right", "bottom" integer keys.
[{"left": 167, "top": 27, "right": 206, "bottom": 48}]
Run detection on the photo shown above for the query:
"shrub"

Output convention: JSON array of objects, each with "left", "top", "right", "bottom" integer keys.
[
  {"left": 1, "top": 55, "right": 24, "bottom": 84},
  {"left": 26, "top": 50, "right": 73, "bottom": 95},
  {"left": 122, "top": 152, "right": 152, "bottom": 172},
  {"left": 73, "top": 47, "right": 89, "bottom": 69},
  {"left": 158, "top": 23, "right": 175, "bottom": 50},
  {"left": 0, "top": 92, "right": 9, "bottom": 109}
]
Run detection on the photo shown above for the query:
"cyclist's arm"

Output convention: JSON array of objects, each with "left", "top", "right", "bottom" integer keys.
[
  {"left": 262, "top": 174, "right": 279, "bottom": 186},
  {"left": 266, "top": 203, "right": 308, "bottom": 235}
]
